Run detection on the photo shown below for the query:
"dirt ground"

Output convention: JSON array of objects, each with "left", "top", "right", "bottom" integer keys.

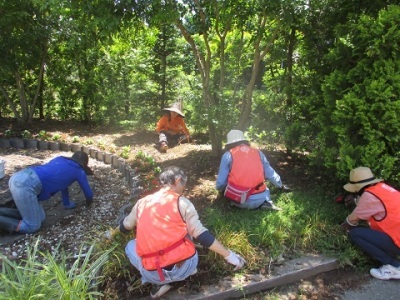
[{"left": 0, "top": 119, "right": 366, "bottom": 299}]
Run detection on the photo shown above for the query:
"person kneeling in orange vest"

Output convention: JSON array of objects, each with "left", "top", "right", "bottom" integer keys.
[
  {"left": 106, "top": 166, "right": 245, "bottom": 299},
  {"left": 340, "top": 167, "right": 400, "bottom": 280},
  {"left": 216, "top": 130, "right": 287, "bottom": 211}
]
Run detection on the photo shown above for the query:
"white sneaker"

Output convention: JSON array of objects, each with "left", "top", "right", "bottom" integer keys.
[
  {"left": 150, "top": 284, "right": 171, "bottom": 298},
  {"left": 190, "top": 268, "right": 197, "bottom": 276},
  {"left": 260, "top": 201, "right": 282, "bottom": 211},
  {"left": 370, "top": 264, "right": 400, "bottom": 280}
]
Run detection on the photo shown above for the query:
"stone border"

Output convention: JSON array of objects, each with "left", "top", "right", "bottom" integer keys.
[
  {"left": 160, "top": 255, "right": 340, "bottom": 300},
  {"left": 0, "top": 138, "right": 135, "bottom": 188}
]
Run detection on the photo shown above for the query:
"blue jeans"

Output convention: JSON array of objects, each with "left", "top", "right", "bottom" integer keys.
[
  {"left": 8, "top": 168, "right": 44, "bottom": 233},
  {"left": 349, "top": 227, "right": 400, "bottom": 267},
  {"left": 125, "top": 239, "right": 198, "bottom": 285}
]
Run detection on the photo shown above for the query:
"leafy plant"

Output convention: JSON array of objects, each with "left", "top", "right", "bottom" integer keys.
[
  {"left": 52, "top": 133, "right": 61, "bottom": 141},
  {"left": 97, "top": 140, "right": 106, "bottom": 151},
  {"left": 5, "top": 129, "right": 14, "bottom": 138},
  {"left": 120, "top": 145, "right": 131, "bottom": 159},
  {"left": 83, "top": 138, "right": 94, "bottom": 145},
  {"left": 72, "top": 135, "right": 80, "bottom": 143},
  {"left": 37, "top": 130, "right": 51, "bottom": 141},
  {"left": 0, "top": 238, "right": 112, "bottom": 299},
  {"left": 21, "top": 130, "right": 32, "bottom": 139},
  {"left": 108, "top": 144, "right": 117, "bottom": 154}
]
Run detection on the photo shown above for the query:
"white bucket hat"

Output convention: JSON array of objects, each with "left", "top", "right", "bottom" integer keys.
[
  {"left": 343, "top": 167, "right": 383, "bottom": 193},
  {"left": 226, "top": 130, "right": 247, "bottom": 145},
  {"left": 163, "top": 102, "right": 185, "bottom": 117}
]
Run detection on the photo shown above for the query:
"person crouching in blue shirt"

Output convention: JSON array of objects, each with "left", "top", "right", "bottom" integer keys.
[{"left": 0, "top": 151, "right": 94, "bottom": 234}]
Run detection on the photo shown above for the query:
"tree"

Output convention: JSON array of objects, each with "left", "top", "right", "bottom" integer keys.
[
  {"left": 0, "top": 0, "right": 50, "bottom": 127},
  {"left": 136, "top": 0, "right": 282, "bottom": 155}
]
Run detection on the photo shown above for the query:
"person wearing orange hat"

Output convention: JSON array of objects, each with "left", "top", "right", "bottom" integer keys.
[
  {"left": 341, "top": 167, "right": 400, "bottom": 280},
  {"left": 156, "top": 102, "right": 190, "bottom": 153}
]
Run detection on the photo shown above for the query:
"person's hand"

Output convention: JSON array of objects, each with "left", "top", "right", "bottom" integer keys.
[
  {"left": 225, "top": 250, "right": 246, "bottom": 271},
  {"left": 280, "top": 184, "right": 291, "bottom": 192},
  {"left": 64, "top": 201, "right": 77, "bottom": 209},
  {"left": 340, "top": 217, "right": 358, "bottom": 233},
  {"left": 104, "top": 227, "right": 119, "bottom": 241},
  {"left": 344, "top": 194, "right": 359, "bottom": 208},
  {"left": 85, "top": 198, "right": 93, "bottom": 206}
]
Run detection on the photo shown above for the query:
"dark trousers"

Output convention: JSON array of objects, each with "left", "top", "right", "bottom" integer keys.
[
  {"left": 158, "top": 132, "right": 188, "bottom": 147},
  {"left": 349, "top": 227, "right": 400, "bottom": 267}
]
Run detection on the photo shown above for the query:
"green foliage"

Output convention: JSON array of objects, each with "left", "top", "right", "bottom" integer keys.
[
  {"left": 83, "top": 138, "right": 94, "bottom": 145},
  {"left": 0, "top": 238, "right": 111, "bottom": 299},
  {"left": 317, "top": 5, "right": 400, "bottom": 182},
  {"left": 37, "top": 130, "right": 51, "bottom": 141},
  {"left": 22, "top": 130, "right": 33, "bottom": 139},
  {"left": 120, "top": 145, "right": 131, "bottom": 159},
  {"left": 52, "top": 133, "right": 61, "bottom": 141}
]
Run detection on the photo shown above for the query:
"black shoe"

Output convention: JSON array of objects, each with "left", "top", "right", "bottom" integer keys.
[{"left": 150, "top": 284, "right": 171, "bottom": 299}]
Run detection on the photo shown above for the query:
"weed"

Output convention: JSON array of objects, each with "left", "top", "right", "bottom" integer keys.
[
  {"left": 97, "top": 140, "right": 106, "bottom": 150},
  {"left": 84, "top": 138, "right": 94, "bottom": 145},
  {"left": 120, "top": 145, "right": 131, "bottom": 159},
  {"left": 37, "top": 130, "right": 51, "bottom": 141},
  {"left": 109, "top": 144, "right": 117, "bottom": 153},
  {"left": 72, "top": 135, "right": 80, "bottom": 143},
  {"left": 52, "top": 133, "right": 61, "bottom": 141},
  {"left": 22, "top": 130, "right": 32, "bottom": 139}
]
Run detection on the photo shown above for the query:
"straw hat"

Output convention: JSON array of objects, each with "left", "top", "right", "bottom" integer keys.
[
  {"left": 343, "top": 167, "right": 383, "bottom": 193},
  {"left": 226, "top": 130, "right": 247, "bottom": 145},
  {"left": 163, "top": 102, "right": 185, "bottom": 117}
]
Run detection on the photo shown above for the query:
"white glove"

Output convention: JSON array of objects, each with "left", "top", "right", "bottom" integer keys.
[
  {"left": 225, "top": 250, "right": 246, "bottom": 271},
  {"left": 104, "top": 227, "right": 119, "bottom": 241}
]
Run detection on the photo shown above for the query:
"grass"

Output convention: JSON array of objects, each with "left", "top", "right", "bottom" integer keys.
[
  {"left": 199, "top": 186, "right": 366, "bottom": 275},
  {"left": 0, "top": 239, "right": 113, "bottom": 299}
]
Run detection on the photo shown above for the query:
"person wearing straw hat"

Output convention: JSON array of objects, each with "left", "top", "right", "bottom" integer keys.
[
  {"left": 341, "top": 166, "right": 400, "bottom": 280},
  {"left": 156, "top": 102, "right": 190, "bottom": 153},
  {"left": 0, "top": 151, "right": 94, "bottom": 234},
  {"left": 216, "top": 129, "right": 286, "bottom": 211},
  {"left": 105, "top": 166, "right": 245, "bottom": 299}
]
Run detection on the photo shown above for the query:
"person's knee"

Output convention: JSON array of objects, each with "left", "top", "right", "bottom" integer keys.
[{"left": 18, "top": 221, "right": 41, "bottom": 234}]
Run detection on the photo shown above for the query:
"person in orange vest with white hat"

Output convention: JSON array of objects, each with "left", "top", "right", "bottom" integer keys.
[
  {"left": 216, "top": 129, "right": 286, "bottom": 211},
  {"left": 341, "top": 166, "right": 400, "bottom": 280}
]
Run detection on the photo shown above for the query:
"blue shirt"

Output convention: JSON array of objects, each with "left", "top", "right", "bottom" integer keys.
[
  {"left": 216, "top": 148, "right": 282, "bottom": 202},
  {"left": 32, "top": 156, "right": 93, "bottom": 206}
]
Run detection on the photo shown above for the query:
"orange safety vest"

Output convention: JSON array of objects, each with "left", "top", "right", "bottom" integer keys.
[
  {"left": 366, "top": 182, "right": 400, "bottom": 248},
  {"left": 136, "top": 189, "right": 196, "bottom": 281},
  {"left": 228, "top": 145, "right": 266, "bottom": 195}
]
